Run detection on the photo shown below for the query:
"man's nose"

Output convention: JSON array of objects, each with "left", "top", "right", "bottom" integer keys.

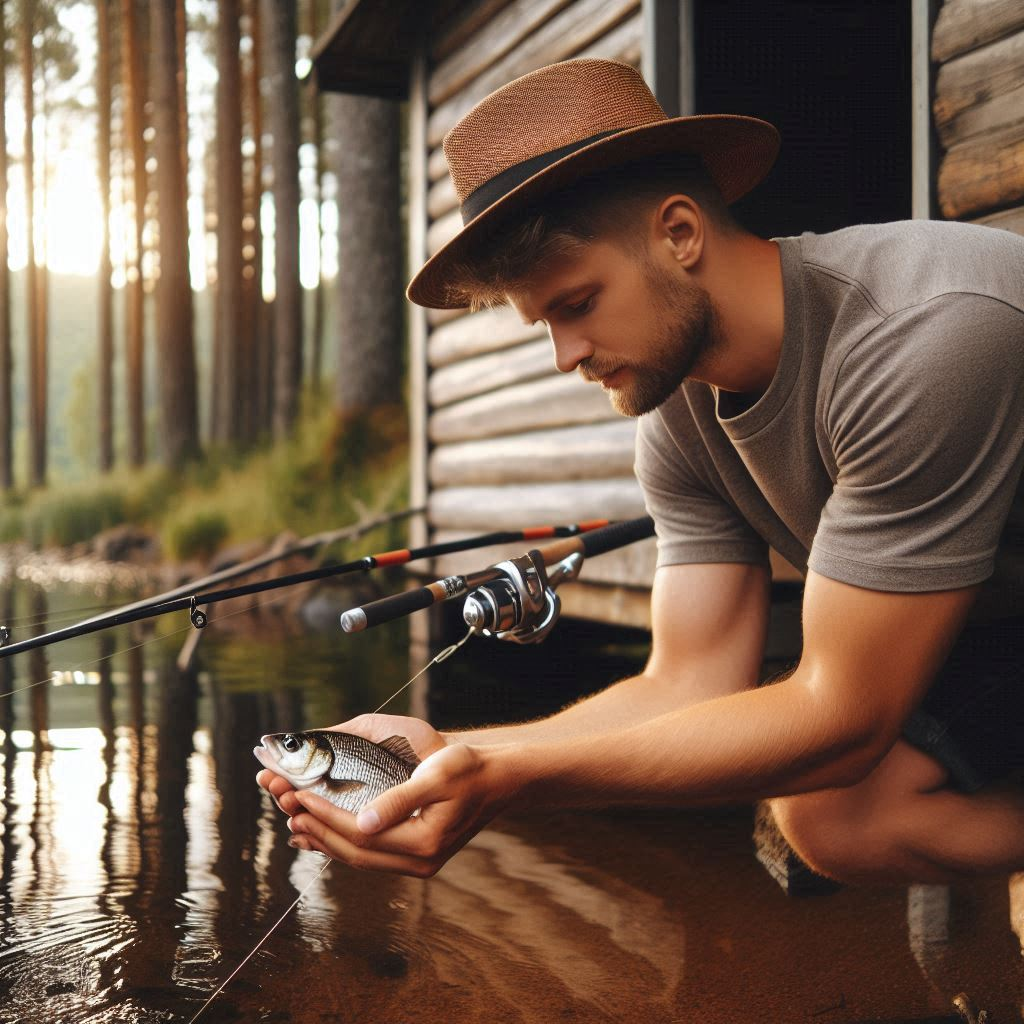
[{"left": 549, "top": 326, "right": 594, "bottom": 374}]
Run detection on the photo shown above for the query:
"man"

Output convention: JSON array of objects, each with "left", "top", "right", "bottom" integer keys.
[{"left": 258, "top": 58, "right": 1024, "bottom": 884}]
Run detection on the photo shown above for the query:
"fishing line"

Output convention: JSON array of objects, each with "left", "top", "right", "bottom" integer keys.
[
  {"left": 372, "top": 624, "right": 474, "bottom": 714},
  {"left": 186, "top": 855, "right": 332, "bottom": 1024}
]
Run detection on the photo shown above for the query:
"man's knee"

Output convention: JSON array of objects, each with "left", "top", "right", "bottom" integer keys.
[{"left": 769, "top": 791, "right": 871, "bottom": 882}]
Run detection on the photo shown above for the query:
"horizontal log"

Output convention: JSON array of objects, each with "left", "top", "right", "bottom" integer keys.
[
  {"left": 429, "top": 478, "right": 647, "bottom": 530},
  {"left": 932, "top": 0, "right": 1024, "bottom": 64},
  {"left": 427, "top": 207, "right": 463, "bottom": 257},
  {"left": 428, "top": 0, "right": 639, "bottom": 147},
  {"left": 427, "top": 174, "right": 459, "bottom": 221},
  {"left": 430, "top": 0, "right": 516, "bottom": 64},
  {"left": 975, "top": 202, "right": 1024, "bottom": 233},
  {"left": 428, "top": 529, "right": 657, "bottom": 590},
  {"left": 558, "top": 580, "right": 652, "bottom": 629},
  {"left": 429, "top": 0, "right": 576, "bottom": 107},
  {"left": 428, "top": 144, "right": 450, "bottom": 184},
  {"left": 429, "top": 338, "right": 553, "bottom": 407},
  {"left": 933, "top": 29, "right": 1024, "bottom": 146},
  {"left": 429, "top": 373, "right": 616, "bottom": 443},
  {"left": 429, "top": 420, "right": 637, "bottom": 486},
  {"left": 429, "top": 305, "right": 544, "bottom": 367},
  {"left": 426, "top": 305, "right": 468, "bottom": 327},
  {"left": 937, "top": 118, "right": 1024, "bottom": 219}
]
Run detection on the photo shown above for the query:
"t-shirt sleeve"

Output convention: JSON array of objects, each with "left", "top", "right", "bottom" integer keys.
[
  {"left": 811, "top": 293, "right": 1024, "bottom": 592},
  {"left": 635, "top": 407, "right": 769, "bottom": 569}
]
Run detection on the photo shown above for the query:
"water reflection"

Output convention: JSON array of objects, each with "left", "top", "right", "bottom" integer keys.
[{"left": 0, "top": 580, "right": 1019, "bottom": 1023}]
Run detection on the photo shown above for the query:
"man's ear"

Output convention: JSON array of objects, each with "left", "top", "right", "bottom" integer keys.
[{"left": 656, "top": 195, "right": 704, "bottom": 270}]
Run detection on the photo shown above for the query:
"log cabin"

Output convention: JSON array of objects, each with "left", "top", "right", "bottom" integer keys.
[{"left": 311, "top": 0, "right": 1024, "bottom": 638}]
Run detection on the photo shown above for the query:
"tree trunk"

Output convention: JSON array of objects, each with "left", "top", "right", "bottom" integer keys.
[
  {"left": 262, "top": 0, "right": 302, "bottom": 439},
  {"left": 305, "top": 0, "right": 324, "bottom": 404},
  {"left": 0, "top": 0, "right": 11, "bottom": 490},
  {"left": 242, "top": 0, "right": 268, "bottom": 441},
  {"left": 21, "top": 0, "right": 44, "bottom": 487},
  {"left": 215, "top": 0, "right": 244, "bottom": 443},
  {"left": 243, "top": 0, "right": 268, "bottom": 440},
  {"left": 97, "top": 0, "right": 114, "bottom": 472},
  {"left": 331, "top": 93, "right": 403, "bottom": 416},
  {"left": 121, "top": 0, "right": 147, "bottom": 466},
  {"left": 150, "top": 0, "right": 198, "bottom": 466}
]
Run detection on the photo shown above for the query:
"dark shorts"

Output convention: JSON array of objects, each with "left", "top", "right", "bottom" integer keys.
[{"left": 902, "top": 616, "right": 1024, "bottom": 793}]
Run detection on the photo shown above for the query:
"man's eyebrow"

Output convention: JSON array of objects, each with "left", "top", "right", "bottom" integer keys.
[{"left": 543, "top": 283, "right": 593, "bottom": 315}]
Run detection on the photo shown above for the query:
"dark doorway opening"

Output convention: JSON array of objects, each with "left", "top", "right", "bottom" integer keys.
[{"left": 693, "top": 0, "right": 913, "bottom": 238}]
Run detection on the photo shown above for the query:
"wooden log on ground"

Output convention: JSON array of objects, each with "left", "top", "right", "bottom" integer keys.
[
  {"left": 428, "top": 305, "right": 543, "bottom": 367},
  {"left": 932, "top": 0, "right": 1024, "bottom": 64},
  {"left": 937, "top": 119, "right": 1024, "bottom": 219},
  {"left": 430, "top": 419, "right": 637, "bottom": 486},
  {"left": 430, "top": 338, "right": 553, "bottom": 407},
  {"left": 975, "top": 202, "right": 1024, "bottom": 233},
  {"left": 428, "top": 0, "right": 576, "bottom": 107},
  {"left": 429, "top": 478, "right": 646, "bottom": 531},
  {"left": 429, "top": 373, "right": 615, "bottom": 443},
  {"left": 427, "top": 0, "right": 639, "bottom": 147},
  {"left": 933, "top": 29, "right": 1024, "bottom": 146}
]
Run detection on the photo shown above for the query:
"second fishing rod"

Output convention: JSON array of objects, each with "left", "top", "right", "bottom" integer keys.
[{"left": 0, "top": 518, "right": 616, "bottom": 659}]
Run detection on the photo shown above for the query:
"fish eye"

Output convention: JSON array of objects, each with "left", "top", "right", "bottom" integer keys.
[{"left": 282, "top": 734, "right": 301, "bottom": 753}]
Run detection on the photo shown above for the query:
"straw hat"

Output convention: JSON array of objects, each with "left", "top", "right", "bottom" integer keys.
[{"left": 407, "top": 58, "right": 780, "bottom": 309}]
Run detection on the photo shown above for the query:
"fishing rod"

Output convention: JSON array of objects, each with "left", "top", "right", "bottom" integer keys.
[
  {"left": 341, "top": 516, "right": 655, "bottom": 644},
  {"left": 0, "top": 517, "right": 615, "bottom": 659}
]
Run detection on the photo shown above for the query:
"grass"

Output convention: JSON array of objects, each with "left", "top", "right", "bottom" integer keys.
[{"left": 0, "top": 400, "right": 411, "bottom": 563}]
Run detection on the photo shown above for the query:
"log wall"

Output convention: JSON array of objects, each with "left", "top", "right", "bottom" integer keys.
[
  {"left": 418, "top": 0, "right": 653, "bottom": 627},
  {"left": 933, "top": 0, "right": 1024, "bottom": 226}
]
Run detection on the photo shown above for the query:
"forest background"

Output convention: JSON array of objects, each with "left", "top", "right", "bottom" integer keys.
[{"left": 0, "top": 0, "right": 406, "bottom": 562}]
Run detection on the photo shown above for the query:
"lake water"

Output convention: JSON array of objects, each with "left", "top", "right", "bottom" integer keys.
[{"left": 0, "top": 576, "right": 1021, "bottom": 1024}]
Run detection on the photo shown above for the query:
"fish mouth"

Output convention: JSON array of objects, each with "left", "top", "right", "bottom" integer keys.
[{"left": 253, "top": 733, "right": 328, "bottom": 788}]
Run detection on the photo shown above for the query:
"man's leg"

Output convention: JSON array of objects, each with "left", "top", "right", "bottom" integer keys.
[{"left": 770, "top": 739, "right": 1024, "bottom": 884}]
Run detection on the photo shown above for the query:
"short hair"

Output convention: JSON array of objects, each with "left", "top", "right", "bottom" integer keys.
[{"left": 443, "top": 152, "right": 738, "bottom": 311}]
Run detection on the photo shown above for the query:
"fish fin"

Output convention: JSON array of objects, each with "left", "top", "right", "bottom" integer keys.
[
  {"left": 379, "top": 735, "right": 421, "bottom": 769},
  {"left": 320, "top": 778, "right": 365, "bottom": 795}
]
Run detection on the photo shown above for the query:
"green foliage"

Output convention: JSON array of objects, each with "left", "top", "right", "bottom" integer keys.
[
  {"left": 165, "top": 509, "right": 230, "bottom": 562},
  {"left": 2, "top": 399, "right": 409, "bottom": 565},
  {"left": 24, "top": 484, "right": 125, "bottom": 547}
]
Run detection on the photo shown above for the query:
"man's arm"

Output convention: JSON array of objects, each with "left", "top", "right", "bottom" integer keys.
[
  {"left": 277, "top": 570, "right": 977, "bottom": 877},
  {"left": 449, "top": 560, "right": 771, "bottom": 744}
]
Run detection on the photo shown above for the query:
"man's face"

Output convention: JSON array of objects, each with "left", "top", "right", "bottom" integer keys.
[{"left": 510, "top": 237, "right": 716, "bottom": 417}]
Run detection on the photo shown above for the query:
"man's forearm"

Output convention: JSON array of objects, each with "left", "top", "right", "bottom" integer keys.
[
  {"left": 446, "top": 665, "right": 753, "bottom": 746},
  {"left": 485, "top": 673, "right": 882, "bottom": 809}
]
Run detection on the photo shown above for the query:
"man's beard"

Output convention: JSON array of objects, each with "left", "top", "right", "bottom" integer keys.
[{"left": 579, "top": 258, "right": 716, "bottom": 417}]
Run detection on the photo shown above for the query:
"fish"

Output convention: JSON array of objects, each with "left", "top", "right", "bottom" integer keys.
[{"left": 254, "top": 730, "right": 420, "bottom": 813}]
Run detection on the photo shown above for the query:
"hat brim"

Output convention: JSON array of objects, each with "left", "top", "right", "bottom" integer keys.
[{"left": 407, "top": 113, "right": 780, "bottom": 309}]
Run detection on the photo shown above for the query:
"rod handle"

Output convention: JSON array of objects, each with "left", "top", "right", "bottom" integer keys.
[
  {"left": 341, "top": 577, "right": 462, "bottom": 632},
  {"left": 578, "top": 516, "right": 655, "bottom": 558}
]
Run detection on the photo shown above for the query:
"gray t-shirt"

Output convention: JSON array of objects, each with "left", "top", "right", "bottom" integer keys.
[{"left": 635, "top": 220, "right": 1024, "bottom": 621}]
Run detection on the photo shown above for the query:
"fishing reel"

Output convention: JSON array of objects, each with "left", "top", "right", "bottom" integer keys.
[{"left": 461, "top": 549, "right": 583, "bottom": 644}]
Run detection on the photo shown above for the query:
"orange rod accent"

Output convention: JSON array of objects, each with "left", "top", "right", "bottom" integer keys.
[
  {"left": 577, "top": 519, "right": 610, "bottom": 532},
  {"left": 372, "top": 549, "right": 412, "bottom": 567},
  {"left": 521, "top": 526, "right": 556, "bottom": 540}
]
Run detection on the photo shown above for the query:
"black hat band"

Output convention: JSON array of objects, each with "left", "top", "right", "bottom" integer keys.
[{"left": 459, "top": 128, "right": 624, "bottom": 225}]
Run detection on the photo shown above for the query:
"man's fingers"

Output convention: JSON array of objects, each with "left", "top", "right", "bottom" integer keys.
[{"left": 288, "top": 811, "right": 439, "bottom": 877}]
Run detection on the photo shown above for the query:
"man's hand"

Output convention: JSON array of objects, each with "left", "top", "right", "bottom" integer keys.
[{"left": 255, "top": 714, "right": 519, "bottom": 877}]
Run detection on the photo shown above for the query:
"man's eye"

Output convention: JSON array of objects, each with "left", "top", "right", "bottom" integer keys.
[{"left": 566, "top": 296, "right": 593, "bottom": 316}]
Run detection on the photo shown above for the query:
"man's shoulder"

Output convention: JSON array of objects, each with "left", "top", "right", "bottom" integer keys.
[{"left": 783, "top": 220, "right": 1024, "bottom": 318}]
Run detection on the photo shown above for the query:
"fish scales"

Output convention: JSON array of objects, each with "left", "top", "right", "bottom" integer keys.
[{"left": 255, "top": 730, "right": 420, "bottom": 814}]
